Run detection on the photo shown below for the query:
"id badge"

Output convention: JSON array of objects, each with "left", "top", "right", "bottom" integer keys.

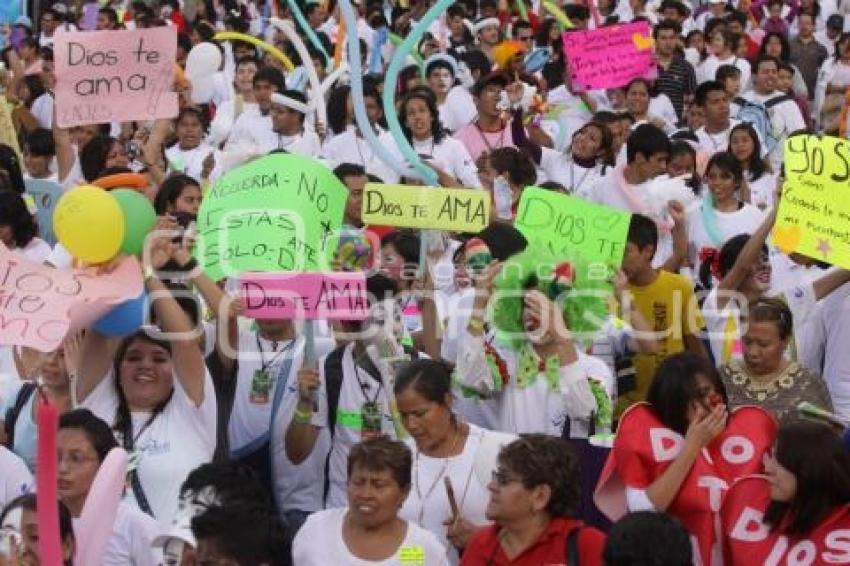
[
  {"left": 361, "top": 401, "right": 383, "bottom": 440},
  {"left": 250, "top": 369, "right": 272, "bottom": 404}
]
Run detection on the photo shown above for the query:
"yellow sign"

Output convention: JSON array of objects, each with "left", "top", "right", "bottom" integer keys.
[
  {"left": 361, "top": 183, "right": 491, "bottom": 232},
  {"left": 774, "top": 135, "right": 850, "bottom": 269},
  {"left": 398, "top": 545, "right": 425, "bottom": 566}
]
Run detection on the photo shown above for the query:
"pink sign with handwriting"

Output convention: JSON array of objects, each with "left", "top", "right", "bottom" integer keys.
[
  {"left": 240, "top": 272, "right": 368, "bottom": 320},
  {"left": 562, "top": 21, "right": 656, "bottom": 91},
  {"left": 0, "top": 247, "right": 144, "bottom": 352},
  {"left": 54, "top": 27, "right": 178, "bottom": 127}
]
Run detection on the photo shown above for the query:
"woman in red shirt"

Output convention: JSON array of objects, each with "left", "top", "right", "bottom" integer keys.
[{"left": 460, "top": 434, "right": 606, "bottom": 565}]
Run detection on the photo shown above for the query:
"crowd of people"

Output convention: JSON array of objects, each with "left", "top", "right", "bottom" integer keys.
[{"left": 1, "top": 0, "right": 850, "bottom": 563}]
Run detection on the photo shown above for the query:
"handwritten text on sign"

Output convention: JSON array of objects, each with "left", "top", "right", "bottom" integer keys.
[
  {"left": 361, "top": 184, "right": 491, "bottom": 232},
  {"left": 562, "top": 21, "right": 655, "bottom": 91},
  {"left": 0, "top": 248, "right": 143, "bottom": 352},
  {"left": 240, "top": 272, "right": 368, "bottom": 320},
  {"left": 773, "top": 135, "right": 850, "bottom": 270},
  {"left": 54, "top": 27, "right": 178, "bottom": 127},
  {"left": 514, "top": 187, "right": 632, "bottom": 267},
  {"left": 194, "top": 153, "right": 348, "bottom": 281}
]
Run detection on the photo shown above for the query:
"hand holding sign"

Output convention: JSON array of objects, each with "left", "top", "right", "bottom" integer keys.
[
  {"left": 514, "top": 187, "right": 632, "bottom": 270},
  {"left": 562, "top": 22, "right": 656, "bottom": 91},
  {"left": 54, "top": 27, "right": 177, "bottom": 127},
  {"left": 773, "top": 135, "right": 850, "bottom": 268}
]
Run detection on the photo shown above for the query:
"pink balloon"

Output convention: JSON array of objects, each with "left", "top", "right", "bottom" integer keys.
[{"left": 75, "top": 448, "right": 129, "bottom": 565}]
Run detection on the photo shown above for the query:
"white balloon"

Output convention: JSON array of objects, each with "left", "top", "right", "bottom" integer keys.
[
  {"left": 185, "top": 42, "right": 221, "bottom": 79},
  {"left": 190, "top": 76, "right": 216, "bottom": 104}
]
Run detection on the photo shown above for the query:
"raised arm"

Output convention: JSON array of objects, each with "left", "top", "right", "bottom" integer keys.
[{"left": 147, "top": 232, "right": 206, "bottom": 405}]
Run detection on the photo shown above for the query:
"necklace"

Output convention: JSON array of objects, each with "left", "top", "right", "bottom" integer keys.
[
  {"left": 474, "top": 119, "right": 506, "bottom": 153},
  {"left": 569, "top": 158, "right": 593, "bottom": 193},
  {"left": 414, "top": 423, "right": 464, "bottom": 524}
]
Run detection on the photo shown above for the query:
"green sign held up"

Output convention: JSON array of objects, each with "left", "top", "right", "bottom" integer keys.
[
  {"left": 514, "top": 187, "right": 632, "bottom": 268},
  {"left": 194, "top": 153, "right": 349, "bottom": 281}
]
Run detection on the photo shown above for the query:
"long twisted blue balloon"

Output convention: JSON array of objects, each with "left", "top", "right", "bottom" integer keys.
[
  {"left": 284, "top": 0, "right": 332, "bottom": 71},
  {"left": 338, "top": 0, "right": 410, "bottom": 181},
  {"left": 380, "top": 0, "right": 456, "bottom": 186}
]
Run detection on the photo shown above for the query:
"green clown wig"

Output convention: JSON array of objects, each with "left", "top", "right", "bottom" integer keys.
[{"left": 491, "top": 248, "right": 609, "bottom": 351}]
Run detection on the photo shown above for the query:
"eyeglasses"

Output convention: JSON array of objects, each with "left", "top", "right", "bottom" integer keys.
[
  {"left": 57, "top": 451, "right": 99, "bottom": 468},
  {"left": 491, "top": 468, "right": 520, "bottom": 486},
  {"left": 518, "top": 35, "right": 534, "bottom": 42}
]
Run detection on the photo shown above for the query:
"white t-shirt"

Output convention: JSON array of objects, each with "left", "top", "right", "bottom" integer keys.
[
  {"left": 31, "top": 93, "right": 54, "bottom": 130},
  {"left": 229, "top": 330, "right": 334, "bottom": 452},
  {"left": 702, "top": 282, "right": 817, "bottom": 367},
  {"left": 687, "top": 200, "right": 765, "bottom": 277},
  {"left": 293, "top": 508, "right": 450, "bottom": 566},
  {"left": 399, "top": 424, "right": 491, "bottom": 564},
  {"left": 0, "top": 446, "right": 33, "bottom": 508},
  {"left": 81, "top": 369, "right": 217, "bottom": 529},
  {"left": 164, "top": 144, "right": 218, "bottom": 181},
  {"left": 87, "top": 501, "right": 162, "bottom": 566},
  {"left": 695, "top": 119, "right": 742, "bottom": 154},
  {"left": 321, "top": 126, "right": 401, "bottom": 184},
  {"left": 456, "top": 330, "right": 614, "bottom": 438},
  {"left": 254, "top": 128, "right": 322, "bottom": 157},
  {"left": 312, "top": 343, "right": 398, "bottom": 508},
  {"left": 386, "top": 136, "right": 480, "bottom": 188},
  {"left": 0, "top": 380, "right": 37, "bottom": 472},
  {"left": 697, "top": 55, "right": 751, "bottom": 87},
  {"left": 820, "top": 283, "right": 850, "bottom": 420},
  {"left": 225, "top": 107, "right": 272, "bottom": 152},
  {"left": 747, "top": 171, "right": 778, "bottom": 212},
  {"left": 538, "top": 149, "right": 609, "bottom": 200}
]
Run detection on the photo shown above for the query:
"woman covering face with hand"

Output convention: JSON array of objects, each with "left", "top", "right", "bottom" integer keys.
[{"left": 595, "top": 353, "right": 777, "bottom": 566}]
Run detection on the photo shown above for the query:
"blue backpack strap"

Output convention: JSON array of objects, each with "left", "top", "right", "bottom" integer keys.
[{"left": 229, "top": 341, "right": 298, "bottom": 459}]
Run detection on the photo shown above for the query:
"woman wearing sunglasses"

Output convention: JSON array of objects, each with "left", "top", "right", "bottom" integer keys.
[{"left": 460, "top": 434, "right": 606, "bottom": 565}]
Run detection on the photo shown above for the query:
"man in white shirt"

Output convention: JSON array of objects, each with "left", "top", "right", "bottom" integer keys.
[
  {"left": 225, "top": 67, "right": 285, "bottom": 152},
  {"left": 253, "top": 91, "right": 322, "bottom": 157},
  {"left": 739, "top": 55, "right": 806, "bottom": 170},
  {"left": 694, "top": 80, "right": 739, "bottom": 154}
]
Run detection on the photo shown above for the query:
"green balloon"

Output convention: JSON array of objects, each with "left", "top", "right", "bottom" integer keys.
[{"left": 111, "top": 188, "right": 156, "bottom": 256}]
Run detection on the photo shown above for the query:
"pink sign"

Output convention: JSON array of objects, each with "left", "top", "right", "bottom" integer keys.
[
  {"left": 54, "top": 27, "right": 178, "bottom": 127},
  {"left": 0, "top": 246, "right": 144, "bottom": 352},
  {"left": 240, "top": 272, "right": 368, "bottom": 320},
  {"left": 562, "top": 21, "right": 656, "bottom": 91}
]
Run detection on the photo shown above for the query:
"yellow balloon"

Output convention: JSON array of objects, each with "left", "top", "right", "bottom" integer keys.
[
  {"left": 214, "top": 32, "right": 296, "bottom": 72},
  {"left": 53, "top": 185, "right": 125, "bottom": 264}
]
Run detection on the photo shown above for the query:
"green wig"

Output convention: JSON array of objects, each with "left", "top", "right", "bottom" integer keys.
[{"left": 491, "top": 247, "right": 610, "bottom": 350}]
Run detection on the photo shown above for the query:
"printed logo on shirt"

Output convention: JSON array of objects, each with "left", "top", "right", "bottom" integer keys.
[
  {"left": 138, "top": 438, "right": 171, "bottom": 456},
  {"left": 399, "top": 545, "right": 425, "bottom": 565}
]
